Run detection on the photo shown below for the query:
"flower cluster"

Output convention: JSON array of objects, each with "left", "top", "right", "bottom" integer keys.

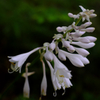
[{"left": 8, "top": 6, "right": 97, "bottom": 98}]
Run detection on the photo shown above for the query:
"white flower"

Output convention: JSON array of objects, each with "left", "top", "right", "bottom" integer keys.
[
  {"left": 56, "top": 26, "right": 68, "bottom": 33},
  {"left": 80, "top": 22, "right": 92, "bottom": 28},
  {"left": 46, "top": 60, "right": 61, "bottom": 91},
  {"left": 71, "top": 41, "right": 95, "bottom": 49},
  {"left": 8, "top": 47, "right": 41, "bottom": 73},
  {"left": 84, "top": 36, "right": 97, "bottom": 42},
  {"left": 41, "top": 60, "right": 47, "bottom": 96},
  {"left": 56, "top": 70, "right": 72, "bottom": 90},
  {"left": 23, "top": 69, "right": 30, "bottom": 98},
  {"left": 70, "top": 30, "right": 85, "bottom": 37},
  {"left": 46, "top": 60, "right": 72, "bottom": 93},
  {"left": 22, "top": 63, "right": 34, "bottom": 98},
  {"left": 53, "top": 54, "right": 72, "bottom": 79},
  {"left": 74, "top": 36, "right": 97, "bottom": 43},
  {"left": 57, "top": 49, "right": 89, "bottom": 67},
  {"left": 58, "top": 48, "right": 66, "bottom": 61},
  {"left": 62, "top": 39, "right": 70, "bottom": 48},
  {"left": 49, "top": 41, "right": 56, "bottom": 51},
  {"left": 79, "top": 5, "right": 97, "bottom": 22},
  {"left": 81, "top": 27, "right": 95, "bottom": 32},
  {"left": 68, "top": 13, "right": 79, "bottom": 19},
  {"left": 74, "top": 47, "right": 89, "bottom": 56},
  {"left": 44, "top": 48, "right": 53, "bottom": 61}
]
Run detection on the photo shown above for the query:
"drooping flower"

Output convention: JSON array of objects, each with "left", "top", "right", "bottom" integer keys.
[
  {"left": 41, "top": 59, "right": 47, "bottom": 96},
  {"left": 46, "top": 60, "right": 72, "bottom": 95},
  {"left": 22, "top": 63, "right": 35, "bottom": 98},
  {"left": 8, "top": 47, "right": 41, "bottom": 73},
  {"left": 53, "top": 54, "right": 72, "bottom": 79},
  {"left": 46, "top": 60, "right": 61, "bottom": 92}
]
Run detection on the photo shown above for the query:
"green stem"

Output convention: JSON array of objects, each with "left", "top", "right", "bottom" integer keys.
[
  {"left": 75, "top": 16, "right": 82, "bottom": 26},
  {"left": 63, "top": 16, "right": 82, "bottom": 38}
]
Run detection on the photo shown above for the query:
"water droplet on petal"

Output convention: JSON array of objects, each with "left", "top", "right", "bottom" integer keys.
[
  {"left": 62, "top": 90, "right": 66, "bottom": 95},
  {"left": 53, "top": 91, "right": 57, "bottom": 97}
]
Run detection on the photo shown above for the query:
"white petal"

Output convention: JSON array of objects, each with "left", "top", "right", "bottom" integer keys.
[
  {"left": 68, "top": 55, "right": 84, "bottom": 67},
  {"left": 71, "top": 42, "right": 95, "bottom": 49},
  {"left": 90, "top": 14, "right": 97, "bottom": 18},
  {"left": 85, "top": 36, "right": 97, "bottom": 42},
  {"left": 44, "top": 50, "right": 53, "bottom": 61},
  {"left": 62, "top": 39, "right": 70, "bottom": 48},
  {"left": 49, "top": 42, "right": 56, "bottom": 51},
  {"left": 56, "top": 27, "right": 63, "bottom": 32},
  {"left": 79, "top": 5, "right": 86, "bottom": 12},
  {"left": 86, "top": 27, "right": 95, "bottom": 32},
  {"left": 23, "top": 78, "right": 30, "bottom": 98},
  {"left": 46, "top": 61, "right": 61, "bottom": 91},
  {"left": 41, "top": 60, "right": 47, "bottom": 96},
  {"left": 80, "top": 22, "right": 92, "bottom": 28},
  {"left": 41, "top": 75, "right": 47, "bottom": 96},
  {"left": 68, "top": 13, "right": 74, "bottom": 18},
  {"left": 75, "top": 47, "right": 89, "bottom": 56},
  {"left": 63, "top": 78, "right": 72, "bottom": 88},
  {"left": 58, "top": 50, "right": 66, "bottom": 61},
  {"left": 60, "top": 50, "right": 84, "bottom": 67},
  {"left": 53, "top": 54, "right": 72, "bottom": 78},
  {"left": 79, "top": 55, "right": 90, "bottom": 65},
  {"left": 67, "top": 45, "right": 75, "bottom": 52},
  {"left": 78, "top": 37, "right": 90, "bottom": 43}
]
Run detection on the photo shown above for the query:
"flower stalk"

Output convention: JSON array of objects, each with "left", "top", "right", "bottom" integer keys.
[{"left": 7, "top": 5, "right": 97, "bottom": 98}]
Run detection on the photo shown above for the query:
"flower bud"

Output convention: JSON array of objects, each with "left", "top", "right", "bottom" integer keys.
[
  {"left": 71, "top": 42, "right": 95, "bottom": 49},
  {"left": 49, "top": 42, "right": 56, "bottom": 51},
  {"left": 75, "top": 47, "right": 89, "bottom": 56},
  {"left": 58, "top": 50, "right": 66, "bottom": 61},
  {"left": 67, "top": 45, "right": 75, "bottom": 53},
  {"left": 68, "top": 13, "right": 74, "bottom": 18},
  {"left": 56, "top": 27, "right": 63, "bottom": 32},
  {"left": 80, "top": 22, "right": 92, "bottom": 28},
  {"left": 79, "top": 37, "right": 90, "bottom": 43},
  {"left": 85, "top": 36, "right": 97, "bottom": 42},
  {"left": 62, "top": 39, "right": 70, "bottom": 48},
  {"left": 85, "top": 27, "right": 95, "bottom": 32},
  {"left": 44, "top": 50, "right": 53, "bottom": 61},
  {"left": 90, "top": 14, "right": 97, "bottom": 18}
]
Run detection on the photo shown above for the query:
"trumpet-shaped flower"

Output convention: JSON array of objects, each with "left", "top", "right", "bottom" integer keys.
[
  {"left": 53, "top": 54, "right": 72, "bottom": 79},
  {"left": 8, "top": 47, "right": 41, "bottom": 73},
  {"left": 46, "top": 60, "right": 72, "bottom": 94}
]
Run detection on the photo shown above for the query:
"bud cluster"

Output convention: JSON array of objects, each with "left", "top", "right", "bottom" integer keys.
[{"left": 8, "top": 6, "right": 97, "bottom": 98}]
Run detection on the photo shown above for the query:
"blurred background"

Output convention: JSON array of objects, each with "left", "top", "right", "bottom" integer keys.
[{"left": 0, "top": 0, "right": 100, "bottom": 100}]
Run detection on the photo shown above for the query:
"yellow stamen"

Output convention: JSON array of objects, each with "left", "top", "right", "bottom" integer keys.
[{"left": 59, "top": 75, "right": 64, "bottom": 77}]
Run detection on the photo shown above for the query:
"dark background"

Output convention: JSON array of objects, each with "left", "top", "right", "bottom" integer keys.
[{"left": 0, "top": 0, "right": 100, "bottom": 100}]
